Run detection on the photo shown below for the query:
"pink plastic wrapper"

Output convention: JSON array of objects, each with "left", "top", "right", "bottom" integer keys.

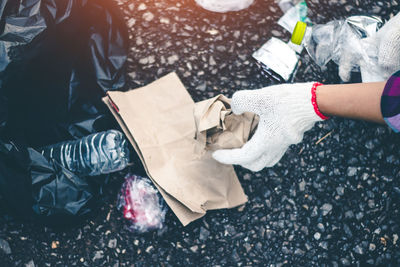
[{"left": 117, "top": 174, "right": 167, "bottom": 233}]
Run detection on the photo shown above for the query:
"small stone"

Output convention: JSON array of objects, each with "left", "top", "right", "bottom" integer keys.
[
  {"left": 138, "top": 3, "right": 146, "bottom": 10},
  {"left": 160, "top": 17, "right": 170, "bottom": 24},
  {"left": 167, "top": 54, "right": 179, "bottom": 65},
  {"left": 139, "top": 57, "right": 149, "bottom": 64},
  {"left": 343, "top": 224, "right": 353, "bottom": 238},
  {"left": 320, "top": 203, "right": 333, "bottom": 216},
  {"left": 199, "top": 227, "right": 210, "bottom": 241},
  {"left": 136, "top": 37, "right": 143, "bottom": 46},
  {"left": 340, "top": 258, "right": 351, "bottom": 266},
  {"left": 143, "top": 12, "right": 154, "bottom": 22},
  {"left": 353, "top": 245, "right": 364, "bottom": 255},
  {"left": 148, "top": 55, "right": 155, "bottom": 64},
  {"left": 92, "top": 251, "right": 104, "bottom": 261},
  {"left": 209, "top": 56, "right": 216, "bottom": 66},
  {"left": 206, "top": 29, "right": 219, "bottom": 35},
  {"left": 127, "top": 18, "right": 136, "bottom": 27},
  {"left": 216, "top": 45, "right": 226, "bottom": 52},
  {"left": 347, "top": 167, "right": 357, "bottom": 176},
  {"left": 344, "top": 210, "right": 354, "bottom": 219},
  {"left": 300, "top": 226, "right": 309, "bottom": 235},
  {"left": 319, "top": 241, "right": 328, "bottom": 250},
  {"left": 243, "top": 243, "right": 251, "bottom": 253},
  {"left": 108, "top": 238, "right": 117, "bottom": 249},
  {"left": 184, "top": 25, "right": 193, "bottom": 31},
  {"left": 356, "top": 212, "right": 364, "bottom": 220},
  {"left": 374, "top": 228, "right": 381, "bottom": 235},
  {"left": 190, "top": 245, "right": 198, "bottom": 253},
  {"left": 25, "top": 260, "right": 35, "bottom": 267},
  {"left": 0, "top": 238, "right": 11, "bottom": 254},
  {"left": 317, "top": 223, "right": 325, "bottom": 232},
  {"left": 336, "top": 186, "right": 344, "bottom": 196},
  {"left": 369, "top": 243, "right": 376, "bottom": 251},
  {"left": 51, "top": 241, "right": 59, "bottom": 249},
  {"left": 145, "top": 246, "right": 154, "bottom": 253},
  {"left": 393, "top": 234, "right": 398, "bottom": 245},
  {"left": 314, "top": 232, "right": 321, "bottom": 240},
  {"left": 299, "top": 180, "right": 306, "bottom": 191},
  {"left": 366, "top": 259, "right": 374, "bottom": 265},
  {"left": 196, "top": 82, "right": 207, "bottom": 91},
  {"left": 224, "top": 225, "right": 236, "bottom": 236},
  {"left": 294, "top": 248, "right": 305, "bottom": 255},
  {"left": 365, "top": 140, "right": 374, "bottom": 149}
]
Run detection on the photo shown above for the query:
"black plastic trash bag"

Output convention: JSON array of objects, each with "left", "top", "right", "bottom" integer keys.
[
  {"left": 0, "top": 0, "right": 128, "bottom": 225},
  {"left": 0, "top": 139, "right": 96, "bottom": 225}
]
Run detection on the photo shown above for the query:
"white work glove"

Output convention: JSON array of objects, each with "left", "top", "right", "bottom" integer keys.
[
  {"left": 339, "top": 12, "right": 400, "bottom": 82},
  {"left": 377, "top": 12, "right": 400, "bottom": 77},
  {"left": 213, "top": 82, "right": 326, "bottom": 172}
]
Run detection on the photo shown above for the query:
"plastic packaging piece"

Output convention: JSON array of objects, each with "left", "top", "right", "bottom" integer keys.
[
  {"left": 117, "top": 174, "right": 167, "bottom": 233},
  {"left": 293, "top": 20, "right": 344, "bottom": 67},
  {"left": 195, "top": 0, "right": 254, "bottom": 13},
  {"left": 40, "top": 130, "right": 130, "bottom": 177},
  {"left": 291, "top": 16, "right": 383, "bottom": 81},
  {"left": 0, "top": 0, "right": 128, "bottom": 225},
  {"left": 252, "top": 37, "right": 299, "bottom": 82}
]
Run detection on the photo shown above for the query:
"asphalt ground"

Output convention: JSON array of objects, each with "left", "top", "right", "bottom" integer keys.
[{"left": 1, "top": 0, "right": 400, "bottom": 266}]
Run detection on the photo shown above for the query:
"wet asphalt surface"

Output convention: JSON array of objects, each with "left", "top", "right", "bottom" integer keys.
[{"left": 1, "top": 0, "right": 400, "bottom": 266}]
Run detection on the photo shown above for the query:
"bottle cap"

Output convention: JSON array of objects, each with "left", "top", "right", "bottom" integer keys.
[{"left": 291, "top": 21, "right": 307, "bottom": 45}]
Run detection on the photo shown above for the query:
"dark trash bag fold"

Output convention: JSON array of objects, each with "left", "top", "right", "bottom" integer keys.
[{"left": 0, "top": 0, "right": 128, "bottom": 225}]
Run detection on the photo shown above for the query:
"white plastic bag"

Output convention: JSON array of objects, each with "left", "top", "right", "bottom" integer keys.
[{"left": 195, "top": 0, "right": 254, "bottom": 13}]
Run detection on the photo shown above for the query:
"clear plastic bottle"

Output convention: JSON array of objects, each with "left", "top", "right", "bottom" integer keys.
[
  {"left": 291, "top": 20, "right": 344, "bottom": 67},
  {"left": 40, "top": 130, "right": 130, "bottom": 176}
]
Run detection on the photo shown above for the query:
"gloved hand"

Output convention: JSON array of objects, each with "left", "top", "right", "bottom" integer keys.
[
  {"left": 212, "top": 82, "right": 327, "bottom": 172},
  {"left": 339, "top": 12, "right": 400, "bottom": 82},
  {"left": 377, "top": 12, "right": 400, "bottom": 77}
]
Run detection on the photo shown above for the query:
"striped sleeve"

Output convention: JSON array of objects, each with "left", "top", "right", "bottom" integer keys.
[{"left": 381, "top": 71, "right": 400, "bottom": 133}]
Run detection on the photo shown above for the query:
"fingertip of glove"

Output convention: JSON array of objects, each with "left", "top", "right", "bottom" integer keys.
[
  {"left": 212, "top": 150, "right": 230, "bottom": 164},
  {"left": 231, "top": 90, "right": 251, "bottom": 115}
]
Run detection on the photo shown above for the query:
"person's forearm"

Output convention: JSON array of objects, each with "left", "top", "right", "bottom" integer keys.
[{"left": 316, "top": 82, "right": 386, "bottom": 124}]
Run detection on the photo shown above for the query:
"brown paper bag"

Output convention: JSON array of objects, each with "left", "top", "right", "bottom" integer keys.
[
  {"left": 103, "top": 73, "right": 247, "bottom": 226},
  {"left": 194, "top": 94, "right": 259, "bottom": 151}
]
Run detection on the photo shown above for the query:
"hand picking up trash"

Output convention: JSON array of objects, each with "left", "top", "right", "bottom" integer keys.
[{"left": 213, "top": 12, "right": 400, "bottom": 172}]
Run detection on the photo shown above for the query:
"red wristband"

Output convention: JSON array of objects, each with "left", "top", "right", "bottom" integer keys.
[{"left": 311, "top": 82, "right": 330, "bottom": 120}]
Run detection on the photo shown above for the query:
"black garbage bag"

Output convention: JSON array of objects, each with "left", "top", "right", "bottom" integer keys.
[{"left": 0, "top": 0, "right": 128, "bottom": 225}]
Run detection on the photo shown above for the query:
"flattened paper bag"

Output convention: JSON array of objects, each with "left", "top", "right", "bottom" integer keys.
[
  {"left": 103, "top": 73, "right": 247, "bottom": 226},
  {"left": 194, "top": 94, "right": 259, "bottom": 151}
]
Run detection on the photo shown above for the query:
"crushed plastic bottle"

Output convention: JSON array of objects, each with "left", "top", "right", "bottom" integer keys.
[
  {"left": 40, "top": 130, "right": 130, "bottom": 176},
  {"left": 117, "top": 174, "right": 167, "bottom": 233},
  {"left": 291, "top": 16, "right": 383, "bottom": 81}
]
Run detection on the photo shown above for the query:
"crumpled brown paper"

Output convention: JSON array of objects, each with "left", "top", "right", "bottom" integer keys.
[
  {"left": 103, "top": 73, "right": 248, "bottom": 226},
  {"left": 194, "top": 94, "right": 259, "bottom": 151}
]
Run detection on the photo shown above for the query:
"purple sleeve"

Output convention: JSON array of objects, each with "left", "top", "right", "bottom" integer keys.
[{"left": 381, "top": 70, "right": 400, "bottom": 133}]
